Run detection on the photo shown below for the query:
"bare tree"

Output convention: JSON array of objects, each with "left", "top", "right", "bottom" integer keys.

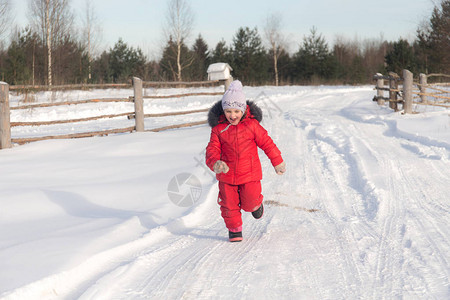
[
  {"left": 45, "top": 0, "right": 52, "bottom": 85},
  {"left": 81, "top": 0, "right": 102, "bottom": 82},
  {"left": 264, "top": 12, "right": 286, "bottom": 86},
  {"left": 361, "top": 35, "right": 388, "bottom": 75},
  {"left": 0, "top": 0, "right": 11, "bottom": 41},
  {"left": 164, "top": 0, "right": 194, "bottom": 81},
  {"left": 28, "top": 0, "right": 74, "bottom": 86}
]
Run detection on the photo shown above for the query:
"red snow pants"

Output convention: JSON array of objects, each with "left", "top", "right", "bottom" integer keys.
[{"left": 218, "top": 181, "right": 263, "bottom": 231}]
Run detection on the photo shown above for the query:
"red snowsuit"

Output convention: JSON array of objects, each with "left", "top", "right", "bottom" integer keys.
[{"left": 206, "top": 101, "right": 283, "bottom": 230}]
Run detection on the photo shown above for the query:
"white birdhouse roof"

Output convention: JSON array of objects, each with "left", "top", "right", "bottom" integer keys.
[{"left": 207, "top": 63, "right": 233, "bottom": 73}]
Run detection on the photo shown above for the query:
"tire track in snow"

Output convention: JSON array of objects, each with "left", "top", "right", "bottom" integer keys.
[
  {"left": 344, "top": 119, "right": 449, "bottom": 298},
  {"left": 391, "top": 153, "right": 449, "bottom": 297},
  {"left": 76, "top": 186, "right": 228, "bottom": 299},
  {"left": 291, "top": 108, "right": 440, "bottom": 298},
  {"left": 345, "top": 121, "right": 438, "bottom": 298},
  {"left": 334, "top": 121, "right": 407, "bottom": 298},
  {"left": 371, "top": 162, "right": 403, "bottom": 298},
  {"left": 307, "top": 129, "right": 370, "bottom": 298},
  {"left": 270, "top": 112, "right": 367, "bottom": 298},
  {"left": 264, "top": 91, "right": 448, "bottom": 299},
  {"left": 70, "top": 118, "right": 324, "bottom": 299},
  {"left": 76, "top": 182, "right": 290, "bottom": 299},
  {"left": 260, "top": 130, "right": 328, "bottom": 299},
  {"left": 83, "top": 91, "right": 448, "bottom": 299},
  {"left": 1, "top": 183, "right": 224, "bottom": 300}
]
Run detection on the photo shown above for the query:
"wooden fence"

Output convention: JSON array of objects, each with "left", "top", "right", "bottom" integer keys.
[
  {"left": 0, "top": 78, "right": 223, "bottom": 149},
  {"left": 8, "top": 80, "right": 220, "bottom": 92},
  {"left": 373, "top": 70, "right": 450, "bottom": 113}
]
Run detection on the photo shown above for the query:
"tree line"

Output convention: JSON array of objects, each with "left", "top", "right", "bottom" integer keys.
[{"left": 0, "top": 0, "right": 448, "bottom": 86}]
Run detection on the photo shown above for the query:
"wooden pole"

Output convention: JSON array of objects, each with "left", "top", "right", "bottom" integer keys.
[
  {"left": 403, "top": 69, "right": 413, "bottom": 114},
  {"left": 0, "top": 82, "right": 11, "bottom": 149},
  {"left": 388, "top": 72, "right": 399, "bottom": 111},
  {"left": 11, "top": 126, "right": 135, "bottom": 145},
  {"left": 376, "top": 73, "right": 384, "bottom": 105},
  {"left": 225, "top": 77, "right": 233, "bottom": 91},
  {"left": 419, "top": 73, "right": 427, "bottom": 103},
  {"left": 220, "top": 77, "right": 233, "bottom": 92},
  {"left": 133, "top": 77, "right": 144, "bottom": 132}
]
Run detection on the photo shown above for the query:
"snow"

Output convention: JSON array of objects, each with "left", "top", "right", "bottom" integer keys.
[
  {"left": 206, "top": 62, "right": 232, "bottom": 73},
  {"left": 1, "top": 85, "right": 449, "bottom": 299}
]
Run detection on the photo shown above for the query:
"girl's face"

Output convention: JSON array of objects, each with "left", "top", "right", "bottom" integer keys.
[{"left": 224, "top": 109, "right": 243, "bottom": 125}]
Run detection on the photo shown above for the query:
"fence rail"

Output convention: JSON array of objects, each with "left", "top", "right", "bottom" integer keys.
[
  {"left": 10, "top": 112, "right": 133, "bottom": 127},
  {"left": 373, "top": 70, "right": 450, "bottom": 113},
  {"left": 8, "top": 80, "right": 221, "bottom": 93},
  {"left": 9, "top": 83, "right": 131, "bottom": 92},
  {"left": 11, "top": 127, "right": 136, "bottom": 145},
  {"left": 143, "top": 92, "right": 222, "bottom": 99},
  {"left": 0, "top": 79, "right": 222, "bottom": 149},
  {"left": 10, "top": 97, "right": 133, "bottom": 110}
]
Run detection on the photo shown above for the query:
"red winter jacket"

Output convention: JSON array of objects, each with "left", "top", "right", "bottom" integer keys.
[{"left": 206, "top": 100, "right": 283, "bottom": 185}]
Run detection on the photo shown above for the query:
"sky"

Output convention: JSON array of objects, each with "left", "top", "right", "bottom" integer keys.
[{"left": 12, "top": 0, "right": 437, "bottom": 60}]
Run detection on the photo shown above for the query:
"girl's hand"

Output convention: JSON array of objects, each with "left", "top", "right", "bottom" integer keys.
[
  {"left": 213, "top": 160, "right": 229, "bottom": 174},
  {"left": 274, "top": 161, "right": 286, "bottom": 175}
]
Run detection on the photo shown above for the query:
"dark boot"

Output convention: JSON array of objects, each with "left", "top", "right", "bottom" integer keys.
[
  {"left": 229, "top": 231, "right": 243, "bottom": 242},
  {"left": 251, "top": 204, "right": 264, "bottom": 219}
]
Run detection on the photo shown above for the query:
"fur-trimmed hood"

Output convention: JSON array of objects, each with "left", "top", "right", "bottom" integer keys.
[{"left": 207, "top": 100, "right": 263, "bottom": 128}]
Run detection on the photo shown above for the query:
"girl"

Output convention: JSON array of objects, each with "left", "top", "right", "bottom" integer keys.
[{"left": 205, "top": 80, "right": 286, "bottom": 242}]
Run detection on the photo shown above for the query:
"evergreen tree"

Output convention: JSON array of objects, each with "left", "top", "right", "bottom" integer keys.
[
  {"left": 191, "top": 34, "right": 210, "bottom": 81},
  {"left": 333, "top": 38, "right": 355, "bottom": 83},
  {"left": 211, "top": 40, "right": 232, "bottom": 64},
  {"left": 416, "top": 0, "right": 450, "bottom": 74},
  {"left": 52, "top": 36, "right": 88, "bottom": 84},
  {"left": 231, "top": 27, "right": 268, "bottom": 84},
  {"left": 109, "top": 38, "right": 129, "bottom": 82},
  {"left": 5, "top": 40, "right": 28, "bottom": 84},
  {"left": 4, "top": 27, "right": 42, "bottom": 85},
  {"left": 109, "top": 38, "right": 146, "bottom": 83},
  {"left": 159, "top": 36, "right": 193, "bottom": 81},
  {"left": 293, "top": 27, "right": 335, "bottom": 83},
  {"left": 159, "top": 37, "right": 177, "bottom": 81},
  {"left": 92, "top": 50, "right": 112, "bottom": 83},
  {"left": 385, "top": 39, "right": 417, "bottom": 75},
  {"left": 349, "top": 55, "right": 366, "bottom": 83},
  {"left": 142, "top": 60, "right": 161, "bottom": 81}
]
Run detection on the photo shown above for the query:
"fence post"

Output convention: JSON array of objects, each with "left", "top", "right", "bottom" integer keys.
[
  {"left": 133, "top": 77, "right": 144, "bottom": 132},
  {"left": 403, "top": 69, "right": 413, "bottom": 114},
  {"left": 388, "top": 72, "right": 399, "bottom": 111},
  {"left": 0, "top": 82, "right": 11, "bottom": 149},
  {"left": 219, "top": 77, "right": 233, "bottom": 92},
  {"left": 224, "top": 77, "right": 233, "bottom": 91},
  {"left": 376, "top": 73, "right": 384, "bottom": 105},
  {"left": 419, "top": 73, "right": 427, "bottom": 103}
]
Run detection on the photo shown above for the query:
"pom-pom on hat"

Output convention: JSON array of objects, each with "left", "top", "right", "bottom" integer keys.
[{"left": 221, "top": 80, "right": 246, "bottom": 113}]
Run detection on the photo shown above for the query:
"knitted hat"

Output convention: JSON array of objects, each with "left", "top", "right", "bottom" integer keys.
[{"left": 221, "top": 80, "right": 246, "bottom": 113}]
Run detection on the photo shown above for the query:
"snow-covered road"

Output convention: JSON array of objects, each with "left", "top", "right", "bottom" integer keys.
[{"left": 1, "top": 86, "right": 448, "bottom": 299}]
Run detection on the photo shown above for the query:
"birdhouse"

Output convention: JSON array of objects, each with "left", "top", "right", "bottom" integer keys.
[{"left": 207, "top": 63, "right": 233, "bottom": 81}]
